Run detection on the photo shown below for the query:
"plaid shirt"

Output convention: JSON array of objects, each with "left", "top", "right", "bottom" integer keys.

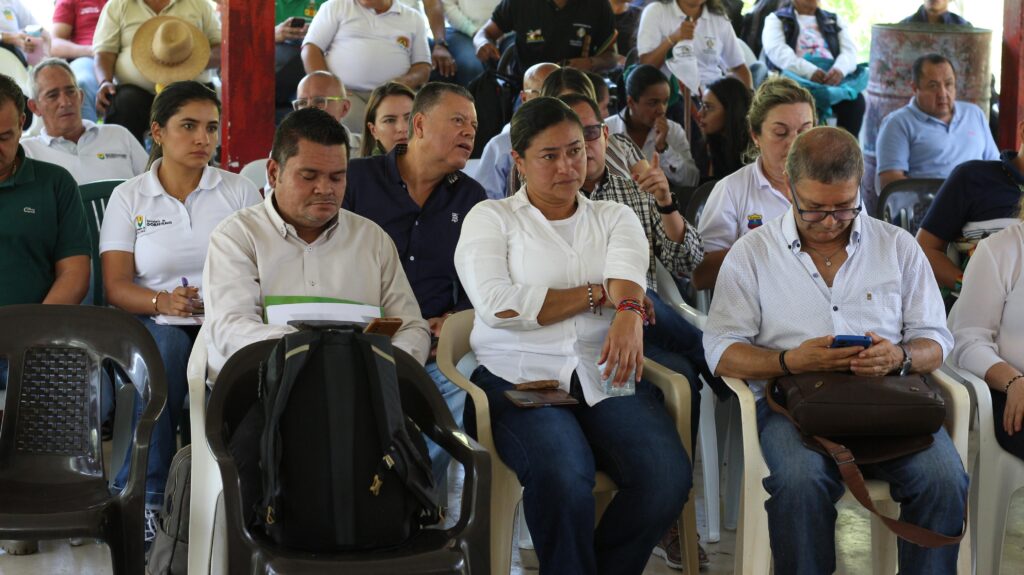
[{"left": 590, "top": 171, "right": 704, "bottom": 290}]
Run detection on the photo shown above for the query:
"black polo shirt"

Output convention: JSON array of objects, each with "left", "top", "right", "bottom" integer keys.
[
  {"left": 491, "top": 0, "right": 616, "bottom": 77},
  {"left": 343, "top": 148, "right": 487, "bottom": 319}
]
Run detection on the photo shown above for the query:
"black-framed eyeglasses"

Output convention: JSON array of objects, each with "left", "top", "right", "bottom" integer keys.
[
  {"left": 582, "top": 123, "right": 604, "bottom": 142},
  {"left": 292, "top": 96, "right": 345, "bottom": 111},
  {"left": 790, "top": 185, "right": 862, "bottom": 222}
]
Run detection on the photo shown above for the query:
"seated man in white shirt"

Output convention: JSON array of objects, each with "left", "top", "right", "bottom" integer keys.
[
  {"left": 703, "top": 126, "right": 966, "bottom": 575},
  {"left": 293, "top": 71, "right": 363, "bottom": 157},
  {"left": 203, "top": 108, "right": 430, "bottom": 381},
  {"left": 301, "top": 0, "right": 432, "bottom": 137},
  {"left": 22, "top": 58, "right": 147, "bottom": 183}
]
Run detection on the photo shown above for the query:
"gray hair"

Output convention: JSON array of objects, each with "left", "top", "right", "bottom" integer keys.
[
  {"left": 408, "top": 82, "right": 474, "bottom": 138},
  {"left": 30, "top": 58, "right": 78, "bottom": 99},
  {"left": 785, "top": 126, "right": 864, "bottom": 186}
]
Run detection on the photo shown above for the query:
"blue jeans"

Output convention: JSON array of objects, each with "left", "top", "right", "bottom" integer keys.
[
  {"left": 471, "top": 365, "right": 691, "bottom": 575},
  {"left": 756, "top": 399, "right": 967, "bottom": 575},
  {"left": 446, "top": 29, "right": 485, "bottom": 87},
  {"left": 113, "top": 317, "right": 198, "bottom": 507},
  {"left": 70, "top": 56, "right": 98, "bottom": 123},
  {"left": 424, "top": 360, "right": 467, "bottom": 492}
]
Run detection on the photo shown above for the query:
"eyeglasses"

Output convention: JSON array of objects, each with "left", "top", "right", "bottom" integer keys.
[
  {"left": 292, "top": 96, "right": 345, "bottom": 111},
  {"left": 790, "top": 186, "right": 862, "bottom": 222},
  {"left": 582, "top": 123, "right": 604, "bottom": 142}
]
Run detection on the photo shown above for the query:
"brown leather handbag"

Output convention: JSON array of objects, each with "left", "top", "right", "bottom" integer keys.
[{"left": 768, "top": 372, "right": 966, "bottom": 548}]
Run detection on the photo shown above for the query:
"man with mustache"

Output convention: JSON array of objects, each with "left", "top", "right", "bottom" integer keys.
[
  {"left": 22, "top": 58, "right": 147, "bottom": 184},
  {"left": 202, "top": 107, "right": 430, "bottom": 382},
  {"left": 344, "top": 82, "right": 486, "bottom": 492}
]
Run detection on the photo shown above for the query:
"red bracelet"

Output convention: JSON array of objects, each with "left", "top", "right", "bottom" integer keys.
[{"left": 616, "top": 298, "right": 647, "bottom": 323}]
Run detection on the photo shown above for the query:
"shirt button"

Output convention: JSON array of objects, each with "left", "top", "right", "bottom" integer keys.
[
  {"left": 812, "top": 273, "right": 819, "bottom": 278},
  {"left": 409, "top": 256, "right": 415, "bottom": 261},
  {"left": 414, "top": 221, "right": 419, "bottom": 226},
  {"left": 305, "top": 247, "right": 312, "bottom": 252},
  {"left": 833, "top": 306, "right": 839, "bottom": 311},
  {"left": 310, "top": 281, "right": 317, "bottom": 287}
]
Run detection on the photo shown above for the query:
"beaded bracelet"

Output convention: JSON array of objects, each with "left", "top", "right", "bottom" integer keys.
[
  {"left": 587, "top": 285, "right": 602, "bottom": 315},
  {"left": 1006, "top": 374, "right": 1024, "bottom": 394}
]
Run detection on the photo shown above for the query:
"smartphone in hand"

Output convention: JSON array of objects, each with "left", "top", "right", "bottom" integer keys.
[
  {"left": 830, "top": 335, "right": 872, "bottom": 349},
  {"left": 289, "top": 17, "right": 306, "bottom": 28}
]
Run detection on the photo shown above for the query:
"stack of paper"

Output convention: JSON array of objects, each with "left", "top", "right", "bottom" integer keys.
[{"left": 263, "top": 295, "right": 382, "bottom": 326}]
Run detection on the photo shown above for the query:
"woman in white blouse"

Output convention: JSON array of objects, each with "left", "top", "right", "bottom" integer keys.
[
  {"left": 99, "top": 82, "right": 262, "bottom": 542},
  {"left": 950, "top": 211, "right": 1024, "bottom": 459},
  {"left": 454, "top": 97, "right": 690, "bottom": 573},
  {"left": 692, "top": 77, "right": 816, "bottom": 289}
]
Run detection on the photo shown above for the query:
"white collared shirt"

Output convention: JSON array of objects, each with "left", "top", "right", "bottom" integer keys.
[
  {"left": 454, "top": 187, "right": 649, "bottom": 406},
  {"left": 636, "top": 2, "right": 744, "bottom": 90},
  {"left": 703, "top": 208, "right": 953, "bottom": 399},
  {"left": 21, "top": 121, "right": 148, "bottom": 184},
  {"left": 203, "top": 191, "right": 431, "bottom": 381},
  {"left": 304, "top": 0, "right": 431, "bottom": 92},
  {"left": 99, "top": 158, "right": 262, "bottom": 293},
  {"left": 762, "top": 11, "right": 858, "bottom": 79},
  {"left": 605, "top": 112, "right": 699, "bottom": 188},
  {"left": 949, "top": 221, "right": 1024, "bottom": 380},
  {"left": 698, "top": 158, "right": 791, "bottom": 252}
]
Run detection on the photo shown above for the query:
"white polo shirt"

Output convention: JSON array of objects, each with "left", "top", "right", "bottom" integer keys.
[
  {"left": 698, "top": 158, "right": 791, "bottom": 252},
  {"left": 21, "top": 121, "right": 148, "bottom": 184},
  {"left": 304, "top": 0, "right": 430, "bottom": 92},
  {"left": 93, "top": 0, "right": 222, "bottom": 93},
  {"left": 636, "top": 3, "right": 744, "bottom": 90},
  {"left": 0, "top": 0, "right": 36, "bottom": 36},
  {"left": 99, "top": 158, "right": 262, "bottom": 293}
]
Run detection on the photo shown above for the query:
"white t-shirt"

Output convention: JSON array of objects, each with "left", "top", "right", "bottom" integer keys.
[
  {"left": 697, "top": 158, "right": 791, "bottom": 252},
  {"left": 21, "top": 121, "right": 148, "bottom": 184},
  {"left": 795, "top": 13, "right": 833, "bottom": 60},
  {"left": 304, "top": 0, "right": 431, "bottom": 92},
  {"left": 636, "top": 3, "right": 744, "bottom": 90},
  {"left": 99, "top": 158, "right": 262, "bottom": 293}
]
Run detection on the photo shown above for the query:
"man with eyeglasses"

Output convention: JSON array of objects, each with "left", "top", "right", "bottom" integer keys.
[
  {"left": 294, "top": 71, "right": 363, "bottom": 157},
  {"left": 563, "top": 91, "right": 714, "bottom": 570},
  {"left": 704, "top": 127, "right": 966, "bottom": 575}
]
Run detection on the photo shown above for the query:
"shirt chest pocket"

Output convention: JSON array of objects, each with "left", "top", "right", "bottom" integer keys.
[{"left": 839, "top": 290, "right": 902, "bottom": 336}]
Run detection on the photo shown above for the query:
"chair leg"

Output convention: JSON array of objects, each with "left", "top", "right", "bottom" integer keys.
[
  {"left": 870, "top": 500, "right": 899, "bottom": 575},
  {"left": 722, "top": 399, "right": 744, "bottom": 531},
  {"left": 106, "top": 515, "right": 145, "bottom": 575},
  {"left": 976, "top": 456, "right": 1014, "bottom": 575},
  {"left": 698, "top": 385, "right": 721, "bottom": 543}
]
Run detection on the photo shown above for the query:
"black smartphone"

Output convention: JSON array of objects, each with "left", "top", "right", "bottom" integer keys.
[
  {"left": 830, "top": 335, "right": 872, "bottom": 349},
  {"left": 289, "top": 17, "right": 306, "bottom": 28}
]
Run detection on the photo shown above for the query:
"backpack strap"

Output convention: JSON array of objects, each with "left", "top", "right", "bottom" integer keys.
[
  {"left": 766, "top": 381, "right": 966, "bottom": 548},
  {"left": 358, "top": 336, "right": 440, "bottom": 522}
]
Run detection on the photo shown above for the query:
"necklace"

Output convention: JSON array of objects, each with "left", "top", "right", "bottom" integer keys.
[{"left": 805, "top": 244, "right": 845, "bottom": 267}]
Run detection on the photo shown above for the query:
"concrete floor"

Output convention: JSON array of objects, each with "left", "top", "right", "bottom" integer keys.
[{"left": 2, "top": 436, "right": 1023, "bottom": 574}]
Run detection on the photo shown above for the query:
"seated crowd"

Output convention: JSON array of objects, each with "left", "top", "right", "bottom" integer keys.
[{"left": 0, "top": 0, "right": 1021, "bottom": 573}]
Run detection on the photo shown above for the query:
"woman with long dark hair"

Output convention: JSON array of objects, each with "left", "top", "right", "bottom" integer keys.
[{"left": 695, "top": 76, "right": 753, "bottom": 181}]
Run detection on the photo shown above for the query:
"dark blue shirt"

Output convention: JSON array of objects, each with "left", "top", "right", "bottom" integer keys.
[
  {"left": 344, "top": 148, "right": 487, "bottom": 319},
  {"left": 920, "top": 151, "right": 1024, "bottom": 242},
  {"left": 900, "top": 6, "right": 971, "bottom": 26}
]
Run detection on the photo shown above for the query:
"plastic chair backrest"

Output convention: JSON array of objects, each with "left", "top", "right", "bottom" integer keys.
[
  {"left": 0, "top": 48, "right": 28, "bottom": 94},
  {"left": 685, "top": 179, "right": 719, "bottom": 229},
  {"left": 877, "top": 178, "right": 943, "bottom": 235},
  {"left": 79, "top": 180, "right": 125, "bottom": 307},
  {"left": 239, "top": 158, "right": 269, "bottom": 189},
  {"left": 0, "top": 305, "right": 166, "bottom": 491}
]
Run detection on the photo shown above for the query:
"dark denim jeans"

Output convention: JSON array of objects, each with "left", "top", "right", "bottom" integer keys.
[
  {"left": 113, "top": 317, "right": 198, "bottom": 507},
  {"left": 756, "top": 399, "right": 967, "bottom": 575},
  {"left": 471, "top": 365, "right": 691, "bottom": 575}
]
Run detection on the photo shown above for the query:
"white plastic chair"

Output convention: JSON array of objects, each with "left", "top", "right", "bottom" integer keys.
[
  {"left": 0, "top": 49, "right": 28, "bottom": 93},
  {"left": 186, "top": 326, "right": 229, "bottom": 575},
  {"left": 239, "top": 158, "right": 269, "bottom": 189},
  {"left": 723, "top": 371, "right": 972, "bottom": 574},
  {"left": 944, "top": 362, "right": 1024, "bottom": 575}
]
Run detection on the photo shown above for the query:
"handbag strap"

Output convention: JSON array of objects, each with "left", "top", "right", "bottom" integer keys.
[{"left": 766, "top": 380, "right": 966, "bottom": 548}]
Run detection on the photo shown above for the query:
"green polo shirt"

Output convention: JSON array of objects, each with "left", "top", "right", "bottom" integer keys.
[
  {"left": 276, "top": 0, "right": 327, "bottom": 24},
  {"left": 0, "top": 147, "right": 91, "bottom": 306}
]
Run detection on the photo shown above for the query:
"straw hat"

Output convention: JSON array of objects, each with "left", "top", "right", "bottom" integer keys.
[{"left": 131, "top": 16, "right": 211, "bottom": 86}]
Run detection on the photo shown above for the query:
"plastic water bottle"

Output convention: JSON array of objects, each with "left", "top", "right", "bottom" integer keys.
[{"left": 597, "top": 360, "right": 636, "bottom": 397}]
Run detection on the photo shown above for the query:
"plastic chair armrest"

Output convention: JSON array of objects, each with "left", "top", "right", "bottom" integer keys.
[{"left": 644, "top": 358, "right": 693, "bottom": 459}]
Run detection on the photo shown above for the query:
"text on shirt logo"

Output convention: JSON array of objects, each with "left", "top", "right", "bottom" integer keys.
[
  {"left": 96, "top": 153, "right": 128, "bottom": 160},
  {"left": 451, "top": 212, "right": 459, "bottom": 223},
  {"left": 23, "top": 207, "right": 35, "bottom": 214}
]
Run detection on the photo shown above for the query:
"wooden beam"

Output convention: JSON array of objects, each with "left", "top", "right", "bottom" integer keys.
[
  {"left": 999, "top": 0, "right": 1023, "bottom": 149},
  {"left": 220, "top": 0, "right": 276, "bottom": 172}
]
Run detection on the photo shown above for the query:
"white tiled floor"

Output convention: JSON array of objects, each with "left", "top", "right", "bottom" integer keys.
[{"left": 2, "top": 441, "right": 1023, "bottom": 574}]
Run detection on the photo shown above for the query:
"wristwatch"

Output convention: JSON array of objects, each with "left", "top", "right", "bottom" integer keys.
[{"left": 897, "top": 344, "right": 912, "bottom": 377}]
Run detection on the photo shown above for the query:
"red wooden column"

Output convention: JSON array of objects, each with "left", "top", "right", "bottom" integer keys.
[
  {"left": 999, "top": 0, "right": 1023, "bottom": 150},
  {"left": 220, "top": 0, "right": 276, "bottom": 172}
]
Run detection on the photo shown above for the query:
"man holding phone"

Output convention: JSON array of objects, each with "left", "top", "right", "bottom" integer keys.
[
  {"left": 275, "top": 0, "right": 328, "bottom": 119},
  {"left": 703, "top": 127, "right": 965, "bottom": 575}
]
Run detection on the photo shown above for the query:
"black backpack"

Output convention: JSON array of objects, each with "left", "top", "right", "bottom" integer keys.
[
  {"left": 467, "top": 64, "right": 517, "bottom": 159},
  {"left": 256, "top": 326, "right": 440, "bottom": 552},
  {"left": 146, "top": 445, "right": 191, "bottom": 575}
]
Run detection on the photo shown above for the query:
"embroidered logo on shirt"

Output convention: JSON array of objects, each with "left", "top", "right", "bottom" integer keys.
[
  {"left": 746, "top": 213, "right": 763, "bottom": 229},
  {"left": 396, "top": 36, "right": 410, "bottom": 49},
  {"left": 97, "top": 153, "right": 128, "bottom": 160},
  {"left": 701, "top": 36, "right": 716, "bottom": 54},
  {"left": 135, "top": 216, "right": 171, "bottom": 234},
  {"left": 135, "top": 215, "right": 145, "bottom": 231},
  {"left": 2, "top": 9, "right": 14, "bottom": 21},
  {"left": 451, "top": 212, "right": 459, "bottom": 223},
  {"left": 866, "top": 292, "right": 873, "bottom": 301},
  {"left": 525, "top": 29, "right": 544, "bottom": 43},
  {"left": 23, "top": 207, "right": 35, "bottom": 214}
]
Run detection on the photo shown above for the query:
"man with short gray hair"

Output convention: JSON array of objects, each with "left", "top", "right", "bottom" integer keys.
[
  {"left": 703, "top": 126, "right": 967, "bottom": 574},
  {"left": 22, "top": 58, "right": 147, "bottom": 184},
  {"left": 344, "top": 81, "right": 486, "bottom": 489}
]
